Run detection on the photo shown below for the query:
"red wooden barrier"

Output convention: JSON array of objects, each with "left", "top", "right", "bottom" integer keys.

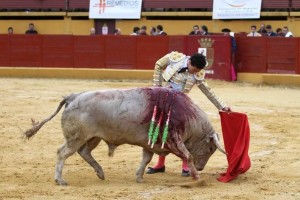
[
  {"left": 267, "top": 37, "right": 298, "bottom": 73},
  {"left": 104, "top": 36, "right": 137, "bottom": 69},
  {"left": 298, "top": 40, "right": 300, "bottom": 74},
  {"left": 10, "top": 35, "right": 42, "bottom": 67},
  {"left": 236, "top": 37, "right": 267, "bottom": 73},
  {"left": 136, "top": 36, "right": 169, "bottom": 70},
  {"left": 168, "top": 36, "right": 186, "bottom": 53},
  {"left": 0, "top": 35, "right": 10, "bottom": 66},
  {"left": 4, "top": 34, "right": 299, "bottom": 80},
  {"left": 73, "top": 35, "right": 105, "bottom": 68},
  {"left": 42, "top": 35, "right": 74, "bottom": 68}
]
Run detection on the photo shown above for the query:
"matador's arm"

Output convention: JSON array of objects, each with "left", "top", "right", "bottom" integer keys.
[
  {"left": 153, "top": 54, "right": 170, "bottom": 86},
  {"left": 195, "top": 70, "right": 227, "bottom": 110}
]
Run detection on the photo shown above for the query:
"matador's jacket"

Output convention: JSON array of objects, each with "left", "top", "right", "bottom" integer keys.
[{"left": 153, "top": 51, "right": 226, "bottom": 110}]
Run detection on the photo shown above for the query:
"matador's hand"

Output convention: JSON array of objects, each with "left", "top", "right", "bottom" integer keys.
[{"left": 222, "top": 106, "right": 232, "bottom": 112}]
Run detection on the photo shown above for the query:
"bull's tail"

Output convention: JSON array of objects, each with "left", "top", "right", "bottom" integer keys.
[{"left": 23, "top": 96, "right": 68, "bottom": 139}]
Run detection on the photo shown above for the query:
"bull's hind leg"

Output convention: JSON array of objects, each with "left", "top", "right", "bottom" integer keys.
[
  {"left": 136, "top": 148, "right": 154, "bottom": 183},
  {"left": 55, "top": 140, "right": 85, "bottom": 186},
  {"left": 77, "top": 137, "right": 105, "bottom": 180}
]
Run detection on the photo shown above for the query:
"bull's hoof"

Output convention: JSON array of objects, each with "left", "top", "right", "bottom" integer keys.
[
  {"left": 136, "top": 177, "right": 145, "bottom": 183},
  {"left": 96, "top": 172, "right": 105, "bottom": 180},
  {"left": 55, "top": 179, "right": 68, "bottom": 186}
]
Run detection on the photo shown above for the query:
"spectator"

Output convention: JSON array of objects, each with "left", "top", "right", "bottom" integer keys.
[
  {"left": 140, "top": 25, "right": 148, "bottom": 35},
  {"left": 189, "top": 25, "right": 199, "bottom": 35},
  {"left": 199, "top": 25, "right": 209, "bottom": 35},
  {"left": 130, "top": 26, "right": 140, "bottom": 35},
  {"left": 265, "top": 25, "right": 277, "bottom": 37},
  {"left": 282, "top": 26, "right": 293, "bottom": 37},
  {"left": 247, "top": 25, "right": 262, "bottom": 37},
  {"left": 25, "top": 23, "right": 38, "bottom": 34},
  {"left": 114, "top": 28, "right": 122, "bottom": 35},
  {"left": 222, "top": 28, "right": 237, "bottom": 54},
  {"left": 258, "top": 23, "right": 267, "bottom": 34},
  {"left": 222, "top": 28, "right": 237, "bottom": 81},
  {"left": 90, "top": 27, "right": 96, "bottom": 35},
  {"left": 276, "top": 28, "right": 285, "bottom": 37},
  {"left": 156, "top": 25, "right": 167, "bottom": 35},
  {"left": 150, "top": 26, "right": 157, "bottom": 36},
  {"left": 8, "top": 27, "right": 13, "bottom": 34}
]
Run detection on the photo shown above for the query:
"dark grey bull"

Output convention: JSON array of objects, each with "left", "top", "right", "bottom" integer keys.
[{"left": 24, "top": 87, "right": 225, "bottom": 185}]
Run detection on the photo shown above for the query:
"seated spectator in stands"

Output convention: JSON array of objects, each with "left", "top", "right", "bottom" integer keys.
[
  {"left": 258, "top": 23, "right": 267, "bottom": 34},
  {"left": 189, "top": 25, "right": 199, "bottom": 35},
  {"left": 130, "top": 27, "right": 140, "bottom": 35},
  {"left": 199, "top": 25, "right": 209, "bottom": 35},
  {"left": 265, "top": 25, "right": 277, "bottom": 37},
  {"left": 276, "top": 28, "right": 285, "bottom": 37},
  {"left": 247, "top": 25, "right": 262, "bottom": 37},
  {"left": 90, "top": 27, "right": 96, "bottom": 35},
  {"left": 150, "top": 26, "right": 157, "bottom": 36},
  {"left": 282, "top": 26, "right": 293, "bottom": 37},
  {"left": 156, "top": 25, "right": 167, "bottom": 35},
  {"left": 114, "top": 28, "right": 122, "bottom": 35},
  {"left": 8, "top": 27, "right": 13, "bottom": 34},
  {"left": 140, "top": 25, "right": 148, "bottom": 35},
  {"left": 25, "top": 23, "right": 38, "bottom": 34}
]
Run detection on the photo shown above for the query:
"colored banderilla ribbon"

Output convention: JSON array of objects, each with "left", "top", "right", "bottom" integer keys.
[
  {"left": 151, "top": 92, "right": 169, "bottom": 148},
  {"left": 161, "top": 93, "right": 176, "bottom": 149},
  {"left": 148, "top": 90, "right": 160, "bottom": 145}
]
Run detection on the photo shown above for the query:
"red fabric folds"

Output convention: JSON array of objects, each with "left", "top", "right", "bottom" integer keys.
[{"left": 217, "top": 111, "right": 251, "bottom": 183}]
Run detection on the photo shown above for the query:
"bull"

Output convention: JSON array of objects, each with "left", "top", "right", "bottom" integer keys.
[{"left": 24, "top": 87, "right": 226, "bottom": 186}]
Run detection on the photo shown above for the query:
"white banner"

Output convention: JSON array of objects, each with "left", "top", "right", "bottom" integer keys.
[
  {"left": 213, "top": 0, "right": 262, "bottom": 19},
  {"left": 89, "top": 0, "right": 142, "bottom": 19}
]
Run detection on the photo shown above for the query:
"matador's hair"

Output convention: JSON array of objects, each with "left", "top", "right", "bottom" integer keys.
[{"left": 190, "top": 53, "right": 207, "bottom": 69}]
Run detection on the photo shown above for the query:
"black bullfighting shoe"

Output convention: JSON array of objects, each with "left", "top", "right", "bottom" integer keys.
[
  {"left": 181, "top": 169, "right": 190, "bottom": 177},
  {"left": 146, "top": 166, "right": 165, "bottom": 174}
]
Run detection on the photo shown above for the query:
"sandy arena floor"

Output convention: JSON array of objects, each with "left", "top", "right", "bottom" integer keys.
[{"left": 0, "top": 78, "right": 299, "bottom": 200}]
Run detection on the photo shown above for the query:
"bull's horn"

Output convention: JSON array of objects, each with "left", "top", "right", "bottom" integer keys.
[{"left": 213, "top": 133, "right": 227, "bottom": 155}]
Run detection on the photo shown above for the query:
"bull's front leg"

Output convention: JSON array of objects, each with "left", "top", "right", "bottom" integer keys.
[
  {"left": 177, "top": 142, "right": 200, "bottom": 180},
  {"left": 136, "top": 148, "right": 154, "bottom": 183}
]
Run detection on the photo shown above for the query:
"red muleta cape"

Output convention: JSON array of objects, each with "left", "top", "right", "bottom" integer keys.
[{"left": 218, "top": 111, "right": 251, "bottom": 183}]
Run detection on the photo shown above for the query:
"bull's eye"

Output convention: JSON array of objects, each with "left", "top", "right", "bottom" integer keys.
[{"left": 209, "top": 147, "right": 214, "bottom": 152}]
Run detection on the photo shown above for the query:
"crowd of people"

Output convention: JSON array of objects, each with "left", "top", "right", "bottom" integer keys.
[
  {"left": 247, "top": 23, "right": 293, "bottom": 37},
  {"left": 129, "top": 25, "right": 167, "bottom": 36},
  {"left": 7, "top": 22, "right": 294, "bottom": 37},
  {"left": 112, "top": 23, "right": 294, "bottom": 37}
]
